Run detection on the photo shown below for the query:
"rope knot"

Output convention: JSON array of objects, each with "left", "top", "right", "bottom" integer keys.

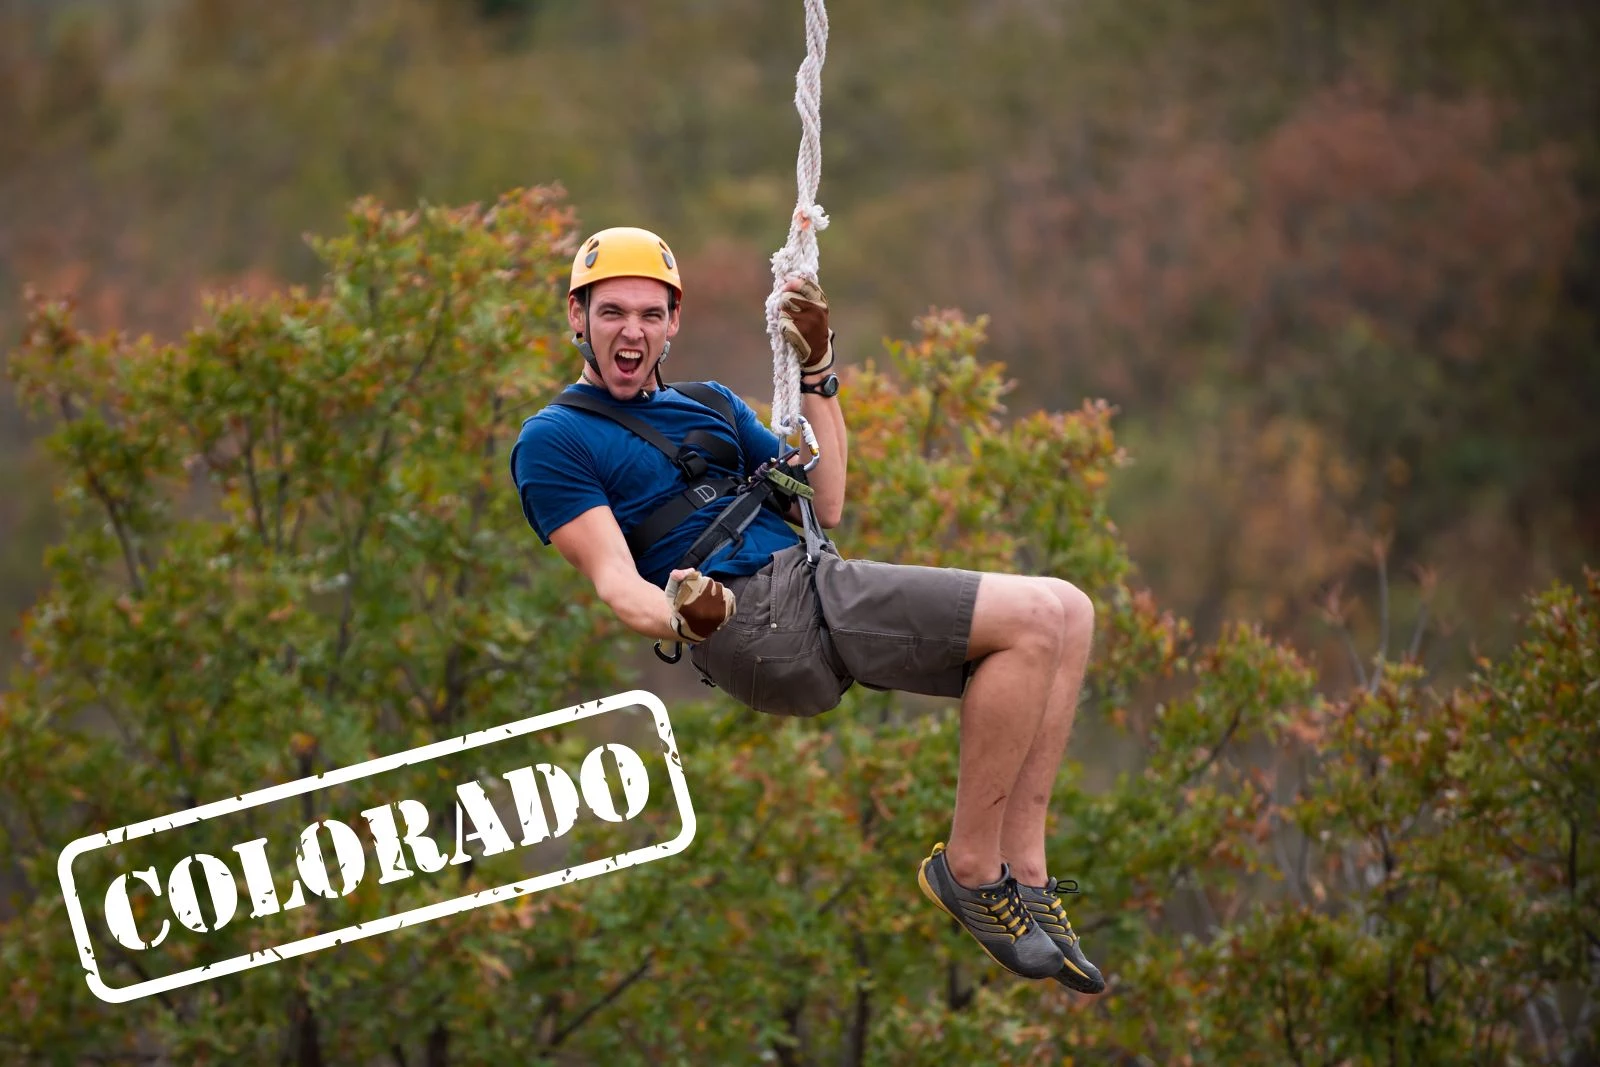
[{"left": 796, "top": 203, "right": 830, "bottom": 232}]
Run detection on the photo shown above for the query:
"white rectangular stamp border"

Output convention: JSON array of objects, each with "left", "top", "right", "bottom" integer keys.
[{"left": 56, "top": 689, "right": 695, "bottom": 1004}]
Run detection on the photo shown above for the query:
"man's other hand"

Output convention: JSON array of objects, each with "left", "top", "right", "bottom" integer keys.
[
  {"left": 666, "top": 569, "right": 737, "bottom": 642},
  {"left": 779, "top": 279, "right": 834, "bottom": 372}
]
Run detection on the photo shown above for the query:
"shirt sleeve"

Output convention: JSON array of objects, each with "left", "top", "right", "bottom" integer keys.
[
  {"left": 711, "top": 382, "right": 786, "bottom": 476},
  {"left": 509, "top": 413, "right": 608, "bottom": 544}
]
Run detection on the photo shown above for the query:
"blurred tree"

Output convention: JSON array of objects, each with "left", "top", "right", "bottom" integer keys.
[{"left": 1, "top": 192, "right": 1594, "bottom": 1063}]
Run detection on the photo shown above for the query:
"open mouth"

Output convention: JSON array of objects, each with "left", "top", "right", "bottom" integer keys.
[{"left": 614, "top": 349, "right": 644, "bottom": 376}]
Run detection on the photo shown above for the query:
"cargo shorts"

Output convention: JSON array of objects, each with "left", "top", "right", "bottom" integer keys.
[{"left": 690, "top": 544, "right": 983, "bottom": 718}]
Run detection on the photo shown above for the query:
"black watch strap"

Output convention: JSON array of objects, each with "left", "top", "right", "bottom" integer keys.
[{"left": 800, "top": 372, "right": 840, "bottom": 397}]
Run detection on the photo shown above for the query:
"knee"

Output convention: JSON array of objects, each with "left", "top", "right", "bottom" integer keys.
[
  {"left": 1043, "top": 578, "right": 1095, "bottom": 647},
  {"left": 1012, "top": 583, "right": 1067, "bottom": 660},
  {"left": 969, "top": 574, "right": 1074, "bottom": 660}
]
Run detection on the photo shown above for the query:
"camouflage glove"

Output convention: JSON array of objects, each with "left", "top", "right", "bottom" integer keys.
[
  {"left": 779, "top": 279, "right": 835, "bottom": 372},
  {"left": 665, "top": 570, "right": 737, "bottom": 642}
]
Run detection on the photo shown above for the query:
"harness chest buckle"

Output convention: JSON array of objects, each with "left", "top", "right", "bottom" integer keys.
[{"left": 674, "top": 450, "right": 710, "bottom": 481}]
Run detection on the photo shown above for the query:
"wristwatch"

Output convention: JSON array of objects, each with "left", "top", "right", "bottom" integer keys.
[{"left": 800, "top": 372, "right": 840, "bottom": 398}]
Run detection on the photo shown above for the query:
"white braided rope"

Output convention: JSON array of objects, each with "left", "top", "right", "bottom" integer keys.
[{"left": 766, "top": 0, "right": 830, "bottom": 438}]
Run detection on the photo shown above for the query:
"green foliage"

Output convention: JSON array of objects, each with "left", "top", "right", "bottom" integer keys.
[
  {"left": 1, "top": 188, "right": 627, "bottom": 1061},
  {"left": 3, "top": 193, "right": 1595, "bottom": 1063}
]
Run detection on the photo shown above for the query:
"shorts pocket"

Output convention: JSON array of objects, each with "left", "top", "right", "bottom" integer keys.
[
  {"left": 749, "top": 631, "right": 850, "bottom": 718},
  {"left": 691, "top": 626, "right": 757, "bottom": 708}
]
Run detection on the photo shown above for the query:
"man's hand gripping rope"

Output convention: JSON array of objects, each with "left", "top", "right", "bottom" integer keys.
[{"left": 779, "top": 279, "right": 834, "bottom": 374}]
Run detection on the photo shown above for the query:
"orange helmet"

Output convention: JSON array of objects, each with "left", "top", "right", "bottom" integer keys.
[{"left": 569, "top": 226, "right": 682, "bottom": 302}]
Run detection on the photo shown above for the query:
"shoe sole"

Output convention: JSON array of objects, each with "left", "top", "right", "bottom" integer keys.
[
  {"left": 1055, "top": 955, "right": 1097, "bottom": 987},
  {"left": 1053, "top": 967, "right": 1106, "bottom": 994},
  {"left": 917, "top": 855, "right": 1050, "bottom": 979}
]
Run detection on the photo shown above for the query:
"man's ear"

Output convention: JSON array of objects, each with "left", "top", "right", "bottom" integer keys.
[
  {"left": 567, "top": 292, "right": 586, "bottom": 337},
  {"left": 666, "top": 298, "right": 682, "bottom": 338}
]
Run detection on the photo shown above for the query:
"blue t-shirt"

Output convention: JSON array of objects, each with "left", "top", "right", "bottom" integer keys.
[{"left": 510, "top": 381, "right": 802, "bottom": 587}]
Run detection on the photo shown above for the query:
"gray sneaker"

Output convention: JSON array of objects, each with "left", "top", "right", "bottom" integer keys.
[
  {"left": 1014, "top": 877, "right": 1106, "bottom": 993},
  {"left": 916, "top": 842, "right": 1064, "bottom": 979}
]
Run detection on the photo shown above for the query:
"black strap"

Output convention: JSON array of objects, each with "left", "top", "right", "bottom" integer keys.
[
  {"left": 670, "top": 381, "right": 737, "bottom": 430},
  {"left": 550, "top": 391, "right": 680, "bottom": 457},
  {"left": 549, "top": 383, "right": 750, "bottom": 559},
  {"left": 551, "top": 387, "right": 743, "bottom": 472},
  {"left": 623, "top": 476, "right": 742, "bottom": 556},
  {"left": 677, "top": 482, "right": 774, "bottom": 571}
]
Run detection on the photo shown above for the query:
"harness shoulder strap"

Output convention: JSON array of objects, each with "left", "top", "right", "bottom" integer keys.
[
  {"left": 550, "top": 392, "right": 681, "bottom": 461},
  {"left": 670, "top": 381, "right": 737, "bottom": 433},
  {"left": 670, "top": 382, "right": 743, "bottom": 473}
]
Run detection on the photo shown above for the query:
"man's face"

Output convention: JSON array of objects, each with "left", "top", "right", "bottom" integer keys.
[{"left": 567, "top": 276, "right": 681, "bottom": 397}]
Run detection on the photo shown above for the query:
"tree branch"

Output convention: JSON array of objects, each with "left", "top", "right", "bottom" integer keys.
[
  {"left": 96, "top": 933, "right": 184, "bottom": 1022},
  {"left": 85, "top": 469, "right": 146, "bottom": 597},
  {"left": 1276, "top": 970, "right": 1308, "bottom": 1067},
  {"left": 546, "top": 955, "right": 654, "bottom": 1050},
  {"left": 424, "top": 1021, "right": 448, "bottom": 1067},
  {"left": 1568, "top": 816, "right": 1579, "bottom": 898},
  {"left": 57, "top": 394, "right": 149, "bottom": 595},
  {"left": 772, "top": 994, "right": 806, "bottom": 1067},
  {"left": 1371, "top": 540, "right": 1390, "bottom": 693},
  {"left": 291, "top": 989, "right": 325, "bottom": 1067},
  {"left": 946, "top": 958, "right": 972, "bottom": 1012},
  {"left": 271, "top": 399, "right": 290, "bottom": 553},
  {"left": 846, "top": 931, "right": 872, "bottom": 1067},
  {"left": 1406, "top": 600, "right": 1430, "bottom": 662},
  {"left": 241, "top": 418, "right": 269, "bottom": 546},
  {"left": 920, "top": 384, "right": 944, "bottom": 460},
  {"left": 1183, "top": 706, "right": 1244, "bottom": 786},
  {"left": 289, "top": 500, "right": 309, "bottom": 555},
  {"left": 546, "top": 811, "right": 783, "bottom": 1049},
  {"left": 1340, "top": 624, "right": 1367, "bottom": 690}
]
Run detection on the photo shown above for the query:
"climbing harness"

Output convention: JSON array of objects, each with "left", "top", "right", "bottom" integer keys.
[{"left": 548, "top": 384, "right": 827, "bottom": 665}]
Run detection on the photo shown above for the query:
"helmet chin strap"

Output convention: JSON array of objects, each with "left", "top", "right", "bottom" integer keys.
[
  {"left": 653, "top": 340, "right": 671, "bottom": 391},
  {"left": 576, "top": 293, "right": 602, "bottom": 377}
]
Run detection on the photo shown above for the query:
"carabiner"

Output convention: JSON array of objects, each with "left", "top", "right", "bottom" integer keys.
[{"left": 787, "top": 414, "right": 822, "bottom": 472}]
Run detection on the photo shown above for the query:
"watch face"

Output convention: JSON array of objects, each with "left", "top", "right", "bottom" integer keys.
[{"left": 806, "top": 373, "right": 839, "bottom": 397}]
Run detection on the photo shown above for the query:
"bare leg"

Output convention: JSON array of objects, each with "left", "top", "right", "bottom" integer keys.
[
  {"left": 999, "top": 579, "right": 1095, "bottom": 886},
  {"left": 942, "top": 574, "right": 1066, "bottom": 888}
]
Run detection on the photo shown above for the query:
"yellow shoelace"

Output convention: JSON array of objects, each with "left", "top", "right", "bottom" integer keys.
[{"left": 980, "top": 887, "right": 1029, "bottom": 938}]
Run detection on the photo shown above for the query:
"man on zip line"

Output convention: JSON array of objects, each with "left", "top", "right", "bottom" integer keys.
[{"left": 510, "top": 225, "right": 1104, "bottom": 994}]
